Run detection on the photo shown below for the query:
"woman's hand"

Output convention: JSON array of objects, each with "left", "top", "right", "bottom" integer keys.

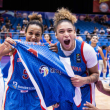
[
  {"left": 49, "top": 43, "right": 58, "bottom": 53},
  {"left": 71, "top": 75, "right": 85, "bottom": 87},
  {"left": 3, "top": 37, "right": 16, "bottom": 50},
  {"left": 96, "top": 80, "right": 104, "bottom": 93},
  {"left": 83, "top": 101, "right": 99, "bottom": 110},
  {"left": 103, "top": 68, "right": 107, "bottom": 74},
  {"left": 52, "top": 103, "right": 59, "bottom": 108}
]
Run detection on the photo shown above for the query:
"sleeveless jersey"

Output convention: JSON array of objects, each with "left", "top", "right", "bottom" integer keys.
[
  {"left": 5, "top": 41, "right": 80, "bottom": 109},
  {"left": 93, "top": 45, "right": 99, "bottom": 60},
  {"left": 57, "top": 40, "right": 87, "bottom": 78},
  {"left": 107, "top": 51, "right": 110, "bottom": 65},
  {"left": 0, "top": 61, "right": 2, "bottom": 77},
  {"left": 89, "top": 41, "right": 99, "bottom": 61},
  {"left": 99, "top": 49, "right": 106, "bottom": 60},
  {"left": 7, "top": 50, "right": 35, "bottom": 91},
  {"left": 56, "top": 40, "right": 95, "bottom": 109}
]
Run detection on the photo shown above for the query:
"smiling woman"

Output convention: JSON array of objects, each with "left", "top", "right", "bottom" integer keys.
[
  {"left": 0, "top": 13, "right": 45, "bottom": 110},
  {"left": 90, "top": 35, "right": 107, "bottom": 79}
]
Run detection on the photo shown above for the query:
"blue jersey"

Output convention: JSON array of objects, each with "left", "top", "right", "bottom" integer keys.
[
  {"left": 3, "top": 41, "right": 95, "bottom": 110},
  {"left": 56, "top": 40, "right": 95, "bottom": 110},
  {"left": 4, "top": 41, "right": 80, "bottom": 109},
  {"left": 107, "top": 51, "right": 110, "bottom": 64},
  {"left": 0, "top": 61, "right": 2, "bottom": 77},
  {"left": 57, "top": 40, "right": 87, "bottom": 77},
  {"left": 99, "top": 49, "right": 106, "bottom": 60},
  {"left": 7, "top": 49, "right": 35, "bottom": 91},
  {"left": 2, "top": 61, "right": 10, "bottom": 78},
  {"left": 93, "top": 45, "right": 99, "bottom": 60}
]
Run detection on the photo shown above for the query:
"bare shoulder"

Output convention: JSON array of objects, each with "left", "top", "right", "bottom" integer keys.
[
  {"left": 98, "top": 46, "right": 102, "bottom": 52},
  {"left": 98, "top": 46, "right": 101, "bottom": 50},
  {"left": 77, "top": 36, "right": 83, "bottom": 41}
]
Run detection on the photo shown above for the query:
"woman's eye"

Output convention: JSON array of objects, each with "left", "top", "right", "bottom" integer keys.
[
  {"left": 29, "top": 32, "right": 33, "bottom": 35},
  {"left": 68, "top": 30, "right": 72, "bottom": 32},
  {"left": 59, "top": 31, "right": 64, "bottom": 33},
  {"left": 36, "top": 34, "right": 40, "bottom": 37}
]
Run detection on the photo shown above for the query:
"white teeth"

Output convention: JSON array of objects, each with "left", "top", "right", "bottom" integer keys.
[{"left": 64, "top": 39, "right": 70, "bottom": 41}]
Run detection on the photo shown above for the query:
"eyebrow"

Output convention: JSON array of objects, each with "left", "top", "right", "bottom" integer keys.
[
  {"left": 93, "top": 37, "right": 98, "bottom": 39},
  {"left": 59, "top": 28, "right": 72, "bottom": 30},
  {"left": 29, "top": 29, "right": 34, "bottom": 31},
  {"left": 29, "top": 30, "right": 41, "bottom": 33}
]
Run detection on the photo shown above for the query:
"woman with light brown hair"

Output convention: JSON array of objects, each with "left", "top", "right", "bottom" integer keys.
[{"left": 51, "top": 7, "right": 99, "bottom": 110}]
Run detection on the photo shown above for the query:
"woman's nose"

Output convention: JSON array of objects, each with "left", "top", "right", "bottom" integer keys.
[{"left": 64, "top": 32, "right": 69, "bottom": 37}]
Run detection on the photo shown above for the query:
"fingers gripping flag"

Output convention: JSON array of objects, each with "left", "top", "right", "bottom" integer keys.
[{"left": 14, "top": 41, "right": 81, "bottom": 109}]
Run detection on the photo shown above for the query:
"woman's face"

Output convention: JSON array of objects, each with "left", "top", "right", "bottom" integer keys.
[
  {"left": 91, "top": 36, "right": 98, "bottom": 44},
  {"left": 25, "top": 24, "right": 42, "bottom": 42},
  {"left": 108, "top": 46, "right": 110, "bottom": 51},
  {"left": 3, "top": 26, "right": 5, "bottom": 28},
  {"left": 44, "top": 34, "right": 50, "bottom": 42},
  {"left": 56, "top": 22, "right": 76, "bottom": 51},
  {"left": 87, "top": 33, "right": 91, "bottom": 38}
]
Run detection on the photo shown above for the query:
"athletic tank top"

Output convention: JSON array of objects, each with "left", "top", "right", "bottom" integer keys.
[
  {"left": 7, "top": 50, "right": 35, "bottom": 91},
  {"left": 57, "top": 40, "right": 88, "bottom": 77}
]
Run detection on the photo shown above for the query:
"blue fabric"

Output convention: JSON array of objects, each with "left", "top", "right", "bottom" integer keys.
[
  {"left": 57, "top": 40, "right": 87, "bottom": 77},
  {"left": 5, "top": 88, "right": 42, "bottom": 110},
  {"left": 7, "top": 51, "right": 35, "bottom": 90},
  {"left": 56, "top": 40, "right": 93, "bottom": 110},
  {"left": 93, "top": 45, "right": 99, "bottom": 60},
  {"left": 40, "top": 37, "right": 47, "bottom": 43},
  {"left": 2, "top": 61, "right": 10, "bottom": 78},
  {"left": 13, "top": 41, "right": 75, "bottom": 107},
  {"left": 55, "top": 85, "right": 92, "bottom": 110},
  {"left": 98, "top": 49, "right": 107, "bottom": 77},
  {"left": 89, "top": 42, "right": 99, "bottom": 60},
  {"left": 98, "top": 49, "right": 106, "bottom": 60}
]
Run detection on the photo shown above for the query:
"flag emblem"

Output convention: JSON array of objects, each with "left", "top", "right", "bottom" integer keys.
[{"left": 39, "top": 65, "right": 49, "bottom": 77}]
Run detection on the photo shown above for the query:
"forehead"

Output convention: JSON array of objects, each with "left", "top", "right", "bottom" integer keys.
[
  {"left": 27, "top": 24, "right": 42, "bottom": 32},
  {"left": 92, "top": 36, "right": 98, "bottom": 39},
  {"left": 44, "top": 34, "right": 49, "bottom": 37},
  {"left": 57, "top": 21, "right": 74, "bottom": 30}
]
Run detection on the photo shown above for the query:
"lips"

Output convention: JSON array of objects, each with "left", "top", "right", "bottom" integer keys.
[{"left": 64, "top": 39, "right": 70, "bottom": 45}]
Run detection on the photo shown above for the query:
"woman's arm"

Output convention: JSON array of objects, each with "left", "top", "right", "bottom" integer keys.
[
  {"left": 71, "top": 64, "right": 99, "bottom": 87},
  {"left": 96, "top": 80, "right": 110, "bottom": 96},
  {"left": 98, "top": 47, "right": 107, "bottom": 73},
  {"left": 83, "top": 80, "right": 110, "bottom": 110},
  {"left": 71, "top": 43, "right": 99, "bottom": 87},
  {"left": 84, "top": 64, "right": 99, "bottom": 84}
]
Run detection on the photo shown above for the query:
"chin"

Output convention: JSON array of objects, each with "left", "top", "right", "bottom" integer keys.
[{"left": 64, "top": 46, "right": 71, "bottom": 51}]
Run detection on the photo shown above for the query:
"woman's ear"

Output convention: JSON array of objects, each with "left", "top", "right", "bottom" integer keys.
[
  {"left": 55, "top": 32, "right": 57, "bottom": 38},
  {"left": 25, "top": 33, "right": 27, "bottom": 37}
]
